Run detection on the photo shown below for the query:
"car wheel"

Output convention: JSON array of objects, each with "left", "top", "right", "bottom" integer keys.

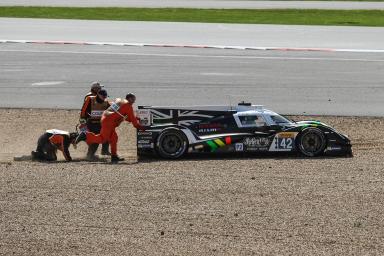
[
  {"left": 156, "top": 129, "right": 188, "bottom": 159},
  {"left": 297, "top": 128, "right": 326, "bottom": 157}
]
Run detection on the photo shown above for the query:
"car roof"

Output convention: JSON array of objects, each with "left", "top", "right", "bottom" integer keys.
[
  {"left": 236, "top": 109, "right": 278, "bottom": 116},
  {"left": 140, "top": 104, "right": 282, "bottom": 117},
  {"left": 140, "top": 104, "right": 275, "bottom": 113}
]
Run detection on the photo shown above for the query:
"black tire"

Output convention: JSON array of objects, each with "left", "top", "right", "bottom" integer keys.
[
  {"left": 156, "top": 129, "right": 188, "bottom": 159},
  {"left": 297, "top": 128, "right": 326, "bottom": 157}
]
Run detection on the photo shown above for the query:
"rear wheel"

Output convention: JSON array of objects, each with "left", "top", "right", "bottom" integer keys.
[
  {"left": 156, "top": 129, "right": 188, "bottom": 159},
  {"left": 297, "top": 128, "right": 326, "bottom": 157}
]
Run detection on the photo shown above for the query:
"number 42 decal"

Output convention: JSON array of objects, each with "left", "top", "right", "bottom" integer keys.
[
  {"left": 269, "top": 132, "right": 297, "bottom": 151},
  {"left": 276, "top": 138, "right": 293, "bottom": 149}
]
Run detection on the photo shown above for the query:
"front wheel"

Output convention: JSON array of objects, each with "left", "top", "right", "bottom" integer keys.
[
  {"left": 297, "top": 128, "right": 326, "bottom": 157},
  {"left": 156, "top": 129, "right": 188, "bottom": 159}
]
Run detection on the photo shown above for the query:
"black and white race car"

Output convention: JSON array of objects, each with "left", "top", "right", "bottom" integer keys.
[{"left": 136, "top": 102, "right": 352, "bottom": 159}]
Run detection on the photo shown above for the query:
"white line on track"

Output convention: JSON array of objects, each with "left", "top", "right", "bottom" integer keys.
[
  {"left": 1, "top": 49, "right": 384, "bottom": 63},
  {"left": 2, "top": 40, "right": 384, "bottom": 54},
  {"left": 31, "top": 81, "right": 66, "bottom": 87}
]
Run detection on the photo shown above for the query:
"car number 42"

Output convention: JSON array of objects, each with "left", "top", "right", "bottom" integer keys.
[{"left": 276, "top": 138, "right": 293, "bottom": 149}]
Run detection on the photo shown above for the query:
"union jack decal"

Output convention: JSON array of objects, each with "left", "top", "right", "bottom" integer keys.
[{"left": 150, "top": 109, "right": 216, "bottom": 126}]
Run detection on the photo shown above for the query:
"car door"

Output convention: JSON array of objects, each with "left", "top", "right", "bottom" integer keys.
[
  {"left": 191, "top": 113, "right": 238, "bottom": 136},
  {"left": 234, "top": 114, "right": 272, "bottom": 152}
]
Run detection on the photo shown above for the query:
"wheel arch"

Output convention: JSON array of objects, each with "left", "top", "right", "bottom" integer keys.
[
  {"left": 155, "top": 127, "right": 189, "bottom": 159},
  {"left": 296, "top": 126, "right": 327, "bottom": 157}
]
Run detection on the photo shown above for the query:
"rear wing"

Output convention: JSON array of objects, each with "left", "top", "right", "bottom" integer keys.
[{"left": 137, "top": 106, "right": 231, "bottom": 127}]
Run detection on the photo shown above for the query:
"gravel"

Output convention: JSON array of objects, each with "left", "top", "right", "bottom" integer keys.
[{"left": 1, "top": 109, "right": 384, "bottom": 255}]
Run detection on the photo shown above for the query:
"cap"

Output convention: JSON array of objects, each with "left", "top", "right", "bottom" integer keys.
[
  {"left": 98, "top": 89, "right": 108, "bottom": 97},
  {"left": 90, "top": 81, "right": 103, "bottom": 91}
]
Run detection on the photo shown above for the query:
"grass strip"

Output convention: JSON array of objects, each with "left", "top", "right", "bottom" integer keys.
[{"left": 0, "top": 7, "right": 384, "bottom": 26}]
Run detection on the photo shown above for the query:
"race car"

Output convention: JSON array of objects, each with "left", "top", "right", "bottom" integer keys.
[{"left": 136, "top": 102, "right": 352, "bottom": 159}]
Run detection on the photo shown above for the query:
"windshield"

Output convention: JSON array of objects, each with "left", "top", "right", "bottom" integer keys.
[{"left": 270, "top": 115, "right": 293, "bottom": 124}]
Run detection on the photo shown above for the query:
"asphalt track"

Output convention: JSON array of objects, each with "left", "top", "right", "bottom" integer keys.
[
  {"left": 2, "top": 18, "right": 384, "bottom": 51},
  {"left": 1, "top": 18, "right": 383, "bottom": 116},
  {"left": 0, "top": 0, "right": 384, "bottom": 10},
  {"left": 1, "top": 43, "right": 384, "bottom": 116}
]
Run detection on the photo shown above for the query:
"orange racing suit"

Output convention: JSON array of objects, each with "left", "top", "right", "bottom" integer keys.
[{"left": 85, "top": 99, "right": 143, "bottom": 156}]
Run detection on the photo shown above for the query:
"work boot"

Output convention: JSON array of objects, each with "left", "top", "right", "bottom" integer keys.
[
  {"left": 31, "top": 151, "right": 39, "bottom": 160},
  {"left": 101, "top": 143, "right": 111, "bottom": 155},
  {"left": 31, "top": 151, "right": 45, "bottom": 161},
  {"left": 75, "top": 131, "right": 87, "bottom": 144},
  {"left": 87, "top": 143, "right": 98, "bottom": 157},
  {"left": 111, "top": 155, "right": 125, "bottom": 163},
  {"left": 86, "top": 154, "right": 100, "bottom": 162}
]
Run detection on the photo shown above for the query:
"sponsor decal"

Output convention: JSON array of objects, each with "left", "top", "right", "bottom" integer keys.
[
  {"left": 277, "top": 132, "right": 296, "bottom": 138},
  {"left": 90, "top": 110, "right": 103, "bottom": 117},
  {"left": 327, "top": 146, "right": 342, "bottom": 151},
  {"left": 137, "top": 109, "right": 150, "bottom": 115},
  {"left": 137, "top": 109, "right": 152, "bottom": 126},
  {"left": 137, "top": 131, "right": 152, "bottom": 136},
  {"left": 199, "top": 128, "right": 218, "bottom": 133},
  {"left": 235, "top": 143, "right": 244, "bottom": 152},
  {"left": 138, "top": 143, "right": 154, "bottom": 149},
  {"left": 205, "top": 138, "right": 230, "bottom": 152},
  {"left": 214, "top": 139, "right": 225, "bottom": 147},
  {"left": 198, "top": 123, "right": 224, "bottom": 133},
  {"left": 246, "top": 147, "right": 269, "bottom": 152},
  {"left": 206, "top": 140, "right": 218, "bottom": 152},
  {"left": 198, "top": 123, "right": 224, "bottom": 129},
  {"left": 139, "top": 118, "right": 151, "bottom": 126},
  {"left": 138, "top": 136, "right": 153, "bottom": 141},
  {"left": 243, "top": 137, "right": 270, "bottom": 147},
  {"left": 138, "top": 140, "right": 151, "bottom": 144}
]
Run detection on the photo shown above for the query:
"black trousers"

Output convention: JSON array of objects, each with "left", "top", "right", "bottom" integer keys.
[
  {"left": 87, "top": 122, "right": 109, "bottom": 156},
  {"left": 33, "top": 133, "right": 57, "bottom": 161}
]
